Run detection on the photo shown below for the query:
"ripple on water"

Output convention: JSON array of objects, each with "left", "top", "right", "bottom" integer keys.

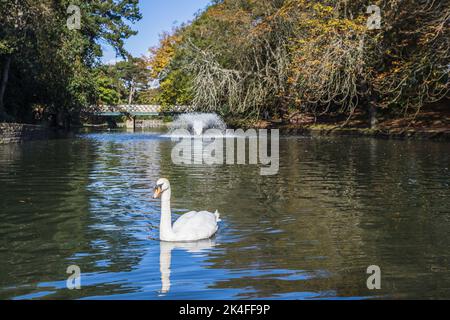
[{"left": 0, "top": 133, "right": 449, "bottom": 299}]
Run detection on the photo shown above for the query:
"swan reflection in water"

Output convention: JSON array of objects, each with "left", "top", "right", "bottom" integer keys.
[{"left": 159, "top": 239, "right": 216, "bottom": 294}]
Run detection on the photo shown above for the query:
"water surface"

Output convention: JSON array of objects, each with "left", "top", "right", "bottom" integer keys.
[{"left": 0, "top": 129, "right": 449, "bottom": 299}]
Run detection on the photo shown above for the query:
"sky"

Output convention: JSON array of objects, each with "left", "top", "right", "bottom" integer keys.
[{"left": 102, "top": 0, "right": 212, "bottom": 64}]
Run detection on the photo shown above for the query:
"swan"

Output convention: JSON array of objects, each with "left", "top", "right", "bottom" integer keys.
[{"left": 153, "top": 178, "right": 221, "bottom": 242}]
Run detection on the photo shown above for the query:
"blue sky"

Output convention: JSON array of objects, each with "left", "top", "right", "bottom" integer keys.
[{"left": 102, "top": 0, "right": 212, "bottom": 63}]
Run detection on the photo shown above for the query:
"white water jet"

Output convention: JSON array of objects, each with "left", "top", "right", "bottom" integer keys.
[
  {"left": 169, "top": 113, "right": 226, "bottom": 136},
  {"left": 192, "top": 120, "right": 204, "bottom": 136}
]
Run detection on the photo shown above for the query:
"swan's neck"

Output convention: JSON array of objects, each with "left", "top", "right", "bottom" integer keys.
[{"left": 160, "top": 189, "right": 174, "bottom": 240}]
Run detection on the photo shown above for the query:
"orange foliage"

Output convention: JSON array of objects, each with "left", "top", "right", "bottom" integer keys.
[{"left": 148, "top": 32, "right": 182, "bottom": 78}]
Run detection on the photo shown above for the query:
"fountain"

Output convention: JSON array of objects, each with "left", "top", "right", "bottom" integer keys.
[{"left": 170, "top": 113, "right": 226, "bottom": 136}]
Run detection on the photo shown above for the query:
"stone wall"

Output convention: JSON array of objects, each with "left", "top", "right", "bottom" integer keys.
[
  {"left": 116, "top": 119, "right": 167, "bottom": 129},
  {"left": 0, "top": 123, "right": 48, "bottom": 144},
  {"left": 135, "top": 119, "right": 167, "bottom": 128}
]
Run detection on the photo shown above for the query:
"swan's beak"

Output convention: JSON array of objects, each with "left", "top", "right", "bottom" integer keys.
[{"left": 153, "top": 186, "right": 162, "bottom": 199}]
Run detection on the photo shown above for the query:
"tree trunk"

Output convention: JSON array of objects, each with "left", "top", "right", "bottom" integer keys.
[
  {"left": 128, "top": 83, "right": 135, "bottom": 105},
  {"left": 0, "top": 55, "right": 12, "bottom": 115}
]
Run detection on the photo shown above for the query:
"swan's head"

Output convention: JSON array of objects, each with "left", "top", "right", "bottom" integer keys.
[{"left": 153, "top": 178, "right": 170, "bottom": 199}]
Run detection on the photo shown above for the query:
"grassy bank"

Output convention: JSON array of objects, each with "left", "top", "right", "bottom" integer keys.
[{"left": 226, "top": 104, "right": 450, "bottom": 141}]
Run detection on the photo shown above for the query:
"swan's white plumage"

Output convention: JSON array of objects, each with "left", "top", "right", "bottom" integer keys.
[
  {"left": 154, "top": 178, "right": 220, "bottom": 242},
  {"left": 172, "top": 211, "right": 219, "bottom": 241}
]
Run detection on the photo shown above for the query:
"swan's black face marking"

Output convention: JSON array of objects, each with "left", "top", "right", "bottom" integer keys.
[
  {"left": 154, "top": 179, "right": 170, "bottom": 198},
  {"left": 153, "top": 184, "right": 163, "bottom": 199}
]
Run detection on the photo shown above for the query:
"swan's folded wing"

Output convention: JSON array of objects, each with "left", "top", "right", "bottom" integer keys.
[
  {"left": 172, "top": 211, "right": 218, "bottom": 236},
  {"left": 172, "top": 211, "right": 199, "bottom": 233}
]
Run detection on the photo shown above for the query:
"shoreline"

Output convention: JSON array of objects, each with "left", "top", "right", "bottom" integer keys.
[
  {"left": 0, "top": 123, "right": 76, "bottom": 145},
  {"left": 277, "top": 125, "right": 450, "bottom": 141},
  {"left": 0, "top": 123, "right": 49, "bottom": 145},
  {"left": 225, "top": 123, "right": 450, "bottom": 141},
  {"left": 2, "top": 112, "right": 450, "bottom": 145},
  {"left": 226, "top": 105, "right": 450, "bottom": 141}
]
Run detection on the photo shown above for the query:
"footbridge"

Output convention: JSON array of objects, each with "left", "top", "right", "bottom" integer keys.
[{"left": 84, "top": 105, "right": 195, "bottom": 128}]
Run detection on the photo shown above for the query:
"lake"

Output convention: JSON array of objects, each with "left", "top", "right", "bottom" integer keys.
[{"left": 0, "top": 129, "right": 449, "bottom": 299}]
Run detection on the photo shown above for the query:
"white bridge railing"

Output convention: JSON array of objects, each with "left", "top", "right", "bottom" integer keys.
[{"left": 84, "top": 105, "right": 196, "bottom": 115}]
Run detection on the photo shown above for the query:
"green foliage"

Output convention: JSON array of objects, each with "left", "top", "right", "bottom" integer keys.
[
  {"left": 93, "top": 57, "right": 152, "bottom": 105},
  {"left": 0, "top": 0, "right": 142, "bottom": 123},
  {"left": 95, "top": 76, "right": 120, "bottom": 105},
  {"left": 155, "top": 69, "right": 194, "bottom": 107},
  {"left": 147, "top": 31, "right": 194, "bottom": 107}
]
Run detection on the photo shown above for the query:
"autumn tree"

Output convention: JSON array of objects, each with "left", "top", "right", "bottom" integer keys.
[{"left": 148, "top": 0, "right": 449, "bottom": 125}]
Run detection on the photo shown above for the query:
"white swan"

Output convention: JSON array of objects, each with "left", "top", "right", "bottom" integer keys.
[{"left": 153, "top": 178, "right": 221, "bottom": 242}]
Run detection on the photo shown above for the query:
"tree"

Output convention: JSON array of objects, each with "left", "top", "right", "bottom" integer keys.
[
  {"left": 372, "top": 0, "right": 449, "bottom": 116},
  {"left": 0, "top": 0, "right": 30, "bottom": 120},
  {"left": 0, "top": 0, "right": 142, "bottom": 124},
  {"left": 115, "top": 57, "right": 151, "bottom": 105},
  {"left": 95, "top": 75, "right": 121, "bottom": 105},
  {"left": 147, "top": 31, "right": 194, "bottom": 107},
  {"left": 148, "top": 0, "right": 449, "bottom": 125}
]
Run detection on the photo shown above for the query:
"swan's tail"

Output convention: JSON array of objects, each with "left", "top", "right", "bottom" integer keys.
[{"left": 214, "top": 210, "right": 222, "bottom": 222}]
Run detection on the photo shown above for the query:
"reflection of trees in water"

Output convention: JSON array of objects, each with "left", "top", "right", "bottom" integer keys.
[
  {"left": 75, "top": 138, "right": 163, "bottom": 294},
  {"left": 157, "top": 136, "right": 450, "bottom": 298},
  {"left": 351, "top": 139, "right": 450, "bottom": 298},
  {"left": 0, "top": 140, "right": 95, "bottom": 298},
  {"left": 3, "top": 134, "right": 446, "bottom": 299},
  {"left": 0, "top": 136, "right": 165, "bottom": 299}
]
